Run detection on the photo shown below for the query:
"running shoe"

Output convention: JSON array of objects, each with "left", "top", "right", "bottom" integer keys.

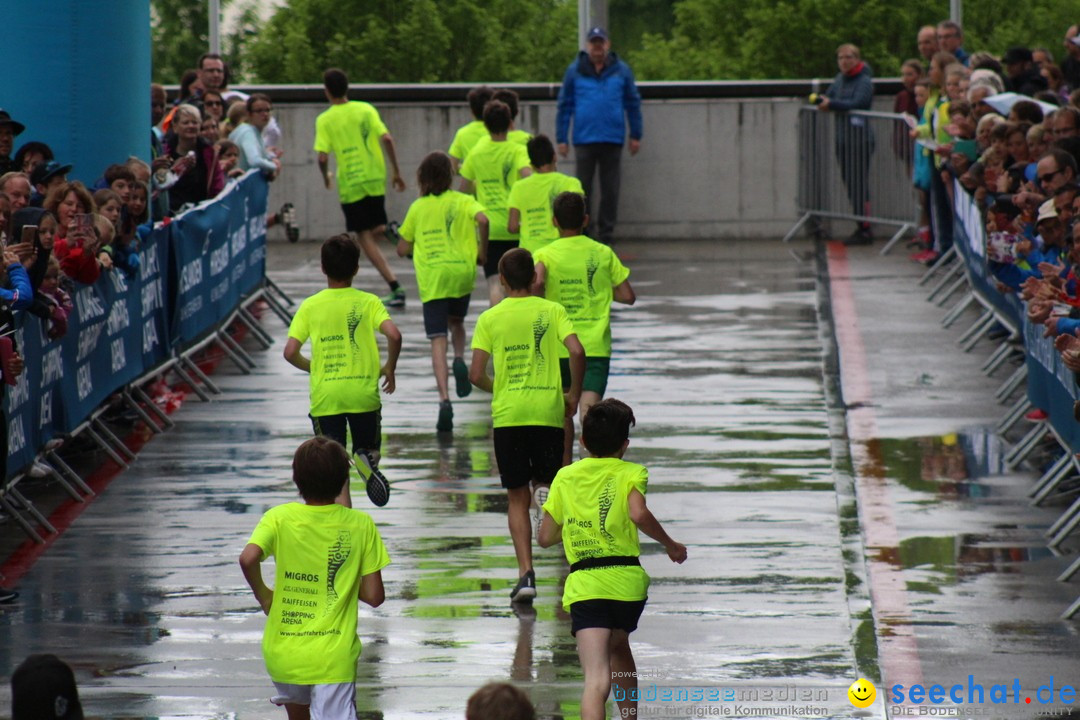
[
  {"left": 437, "top": 400, "right": 453, "bottom": 432},
  {"left": 1025, "top": 408, "right": 1049, "bottom": 422},
  {"left": 381, "top": 287, "right": 406, "bottom": 308},
  {"left": 453, "top": 357, "right": 472, "bottom": 398},
  {"left": 353, "top": 451, "right": 390, "bottom": 507},
  {"left": 0, "top": 587, "right": 18, "bottom": 604},
  {"left": 510, "top": 570, "right": 536, "bottom": 603},
  {"left": 533, "top": 484, "right": 549, "bottom": 543}
]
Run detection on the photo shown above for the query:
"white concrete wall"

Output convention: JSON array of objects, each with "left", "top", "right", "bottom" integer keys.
[{"left": 266, "top": 96, "right": 893, "bottom": 241}]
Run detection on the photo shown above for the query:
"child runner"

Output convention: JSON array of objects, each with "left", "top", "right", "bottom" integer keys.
[
  {"left": 507, "top": 135, "right": 585, "bottom": 255},
  {"left": 240, "top": 436, "right": 390, "bottom": 720},
  {"left": 448, "top": 86, "right": 495, "bottom": 172},
  {"left": 534, "top": 191, "right": 635, "bottom": 463},
  {"left": 397, "top": 151, "right": 490, "bottom": 433},
  {"left": 284, "top": 234, "right": 401, "bottom": 507},
  {"left": 469, "top": 248, "right": 584, "bottom": 603},
  {"left": 315, "top": 67, "right": 408, "bottom": 307},
  {"left": 459, "top": 100, "right": 532, "bottom": 306},
  {"left": 538, "top": 399, "right": 687, "bottom": 720}
]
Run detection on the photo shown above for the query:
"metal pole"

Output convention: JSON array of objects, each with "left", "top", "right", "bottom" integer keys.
[
  {"left": 950, "top": 0, "right": 962, "bottom": 26},
  {"left": 578, "top": 0, "right": 588, "bottom": 49},
  {"left": 209, "top": 0, "right": 221, "bottom": 54}
]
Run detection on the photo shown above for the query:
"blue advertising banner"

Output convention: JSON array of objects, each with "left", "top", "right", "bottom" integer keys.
[
  {"left": 170, "top": 171, "right": 268, "bottom": 347},
  {"left": 1023, "top": 312, "right": 1080, "bottom": 452},
  {"left": 4, "top": 171, "right": 266, "bottom": 478}
]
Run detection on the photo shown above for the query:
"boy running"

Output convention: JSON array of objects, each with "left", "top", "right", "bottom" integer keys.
[
  {"left": 448, "top": 86, "right": 495, "bottom": 171},
  {"left": 533, "top": 192, "right": 635, "bottom": 463},
  {"left": 315, "top": 67, "right": 408, "bottom": 307},
  {"left": 508, "top": 135, "right": 585, "bottom": 255},
  {"left": 538, "top": 399, "right": 686, "bottom": 720},
  {"left": 459, "top": 100, "right": 532, "bottom": 306},
  {"left": 284, "top": 234, "right": 401, "bottom": 507},
  {"left": 469, "top": 248, "right": 584, "bottom": 602},
  {"left": 397, "top": 151, "right": 490, "bottom": 433},
  {"left": 240, "top": 436, "right": 390, "bottom": 720}
]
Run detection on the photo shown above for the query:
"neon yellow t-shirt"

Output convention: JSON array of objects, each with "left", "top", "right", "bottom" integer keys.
[
  {"left": 507, "top": 172, "right": 585, "bottom": 254},
  {"left": 542, "top": 457, "right": 650, "bottom": 610},
  {"left": 314, "top": 101, "right": 390, "bottom": 203},
  {"left": 249, "top": 502, "right": 391, "bottom": 684},
  {"left": 399, "top": 190, "right": 486, "bottom": 303},
  {"left": 470, "top": 129, "right": 531, "bottom": 155},
  {"left": 471, "top": 296, "right": 575, "bottom": 428},
  {"left": 448, "top": 120, "right": 488, "bottom": 162},
  {"left": 459, "top": 139, "right": 530, "bottom": 241},
  {"left": 288, "top": 288, "right": 391, "bottom": 415},
  {"left": 533, "top": 235, "right": 629, "bottom": 358}
]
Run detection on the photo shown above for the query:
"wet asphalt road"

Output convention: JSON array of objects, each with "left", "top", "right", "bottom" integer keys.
[{"left": 0, "top": 238, "right": 1076, "bottom": 719}]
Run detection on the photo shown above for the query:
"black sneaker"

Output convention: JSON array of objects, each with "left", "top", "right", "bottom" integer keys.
[
  {"left": 510, "top": 570, "right": 536, "bottom": 603},
  {"left": 353, "top": 452, "right": 390, "bottom": 507},
  {"left": 453, "top": 357, "right": 471, "bottom": 398},
  {"left": 436, "top": 400, "right": 453, "bottom": 432},
  {"left": 843, "top": 227, "right": 873, "bottom": 246},
  {"left": 0, "top": 587, "right": 18, "bottom": 604}
]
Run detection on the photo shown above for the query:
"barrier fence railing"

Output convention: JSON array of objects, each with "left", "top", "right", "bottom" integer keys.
[
  {"left": 0, "top": 169, "right": 294, "bottom": 543},
  {"left": 786, "top": 107, "right": 919, "bottom": 254}
]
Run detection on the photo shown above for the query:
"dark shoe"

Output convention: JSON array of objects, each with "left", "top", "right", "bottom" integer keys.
[
  {"left": 381, "top": 288, "right": 406, "bottom": 308},
  {"left": 510, "top": 570, "right": 536, "bottom": 603},
  {"left": 437, "top": 400, "right": 453, "bottom": 432},
  {"left": 0, "top": 587, "right": 18, "bottom": 603},
  {"left": 353, "top": 452, "right": 390, "bottom": 507},
  {"left": 453, "top": 358, "right": 471, "bottom": 398},
  {"left": 843, "top": 228, "right": 873, "bottom": 246}
]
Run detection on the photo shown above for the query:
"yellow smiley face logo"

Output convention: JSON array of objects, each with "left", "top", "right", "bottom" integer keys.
[{"left": 848, "top": 678, "right": 876, "bottom": 708}]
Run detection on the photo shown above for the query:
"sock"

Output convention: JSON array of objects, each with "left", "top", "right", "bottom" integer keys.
[{"left": 389, "top": 280, "right": 401, "bottom": 292}]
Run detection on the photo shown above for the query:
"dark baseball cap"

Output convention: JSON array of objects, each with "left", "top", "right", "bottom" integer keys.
[
  {"left": 1001, "top": 47, "right": 1033, "bottom": 65},
  {"left": 587, "top": 26, "right": 608, "bottom": 41},
  {"left": 11, "top": 654, "right": 84, "bottom": 720},
  {"left": 0, "top": 109, "right": 26, "bottom": 136},
  {"left": 30, "top": 161, "right": 72, "bottom": 187}
]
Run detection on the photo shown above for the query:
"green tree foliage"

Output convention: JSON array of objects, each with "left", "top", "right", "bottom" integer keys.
[
  {"left": 628, "top": 0, "right": 1080, "bottom": 80},
  {"left": 243, "top": 0, "right": 579, "bottom": 83},
  {"left": 152, "top": 0, "right": 216, "bottom": 84}
]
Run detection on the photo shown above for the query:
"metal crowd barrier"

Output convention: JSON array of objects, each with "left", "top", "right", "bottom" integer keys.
[{"left": 785, "top": 107, "right": 919, "bottom": 254}]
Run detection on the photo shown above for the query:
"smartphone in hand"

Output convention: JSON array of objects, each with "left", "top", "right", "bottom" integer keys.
[{"left": 20, "top": 225, "right": 37, "bottom": 246}]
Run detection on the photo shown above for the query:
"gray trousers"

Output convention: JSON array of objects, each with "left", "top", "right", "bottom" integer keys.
[{"left": 574, "top": 143, "right": 623, "bottom": 244}]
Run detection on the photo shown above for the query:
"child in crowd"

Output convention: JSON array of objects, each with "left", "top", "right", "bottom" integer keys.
[
  {"left": 93, "top": 189, "right": 122, "bottom": 228},
  {"left": 466, "top": 682, "right": 536, "bottom": 720},
  {"left": 460, "top": 100, "right": 532, "bottom": 306},
  {"left": 507, "top": 135, "right": 584, "bottom": 255},
  {"left": 538, "top": 399, "right": 687, "bottom": 720},
  {"left": 284, "top": 234, "right": 401, "bottom": 507},
  {"left": 396, "top": 151, "right": 489, "bottom": 432},
  {"left": 448, "top": 85, "right": 494, "bottom": 171},
  {"left": 533, "top": 192, "right": 635, "bottom": 464},
  {"left": 469, "top": 248, "right": 584, "bottom": 602},
  {"left": 216, "top": 140, "right": 245, "bottom": 179},
  {"left": 240, "top": 436, "right": 389, "bottom": 720},
  {"left": 38, "top": 256, "right": 71, "bottom": 339}
]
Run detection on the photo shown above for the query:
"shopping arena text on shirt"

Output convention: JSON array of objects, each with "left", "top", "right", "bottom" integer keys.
[{"left": 889, "top": 676, "right": 1078, "bottom": 710}]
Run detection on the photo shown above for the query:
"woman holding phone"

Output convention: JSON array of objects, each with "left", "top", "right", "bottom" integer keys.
[{"left": 44, "top": 181, "right": 108, "bottom": 284}]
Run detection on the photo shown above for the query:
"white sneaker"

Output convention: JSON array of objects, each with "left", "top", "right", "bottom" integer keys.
[{"left": 28, "top": 461, "right": 52, "bottom": 478}]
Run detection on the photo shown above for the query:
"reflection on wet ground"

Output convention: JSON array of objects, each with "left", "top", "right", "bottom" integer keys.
[{"left": 0, "top": 239, "right": 863, "bottom": 718}]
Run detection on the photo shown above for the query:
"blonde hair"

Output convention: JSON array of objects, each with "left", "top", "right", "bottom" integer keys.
[{"left": 174, "top": 103, "right": 202, "bottom": 125}]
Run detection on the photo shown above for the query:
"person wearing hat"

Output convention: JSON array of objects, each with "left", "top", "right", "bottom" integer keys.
[
  {"left": 0, "top": 109, "right": 26, "bottom": 175},
  {"left": 30, "top": 161, "right": 72, "bottom": 207},
  {"left": 11, "top": 654, "right": 84, "bottom": 720},
  {"left": 555, "top": 26, "right": 642, "bottom": 246},
  {"left": 1003, "top": 47, "right": 1049, "bottom": 97}
]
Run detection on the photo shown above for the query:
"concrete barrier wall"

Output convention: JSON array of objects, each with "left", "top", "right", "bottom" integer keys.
[{"left": 266, "top": 96, "right": 894, "bottom": 241}]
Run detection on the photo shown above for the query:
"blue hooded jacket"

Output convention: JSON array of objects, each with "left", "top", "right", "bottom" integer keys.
[{"left": 556, "top": 51, "right": 643, "bottom": 146}]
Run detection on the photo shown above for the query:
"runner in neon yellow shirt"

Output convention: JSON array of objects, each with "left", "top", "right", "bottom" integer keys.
[
  {"left": 315, "top": 67, "right": 408, "bottom": 308},
  {"left": 534, "top": 191, "right": 635, "bottom": 463},
  {"left": 240, "top": 437, "right": 390, "bottom": 720},
  {"left": 469, "top": 248, "right": 584, "bottom": 603},
  {"left": 538, "top": 399, "right": 686, "bottom": 720},
  {"left": 508, "top": 134, "right": 585, "bottom": 254},
  {"left": 459, "top": 99, "right": 532, "bottom": 306},
  {"left": 285, "top": 235, "right": 402, "bottom": 507},
  {"left": 448, "top": 85, "right": 495, "bottom": 171},
  {"left": 397, "top": 151, "right": 490, "bottom": 432}
]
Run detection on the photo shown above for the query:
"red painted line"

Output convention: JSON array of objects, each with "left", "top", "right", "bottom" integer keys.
[{"left": 826, "top": 240, "right": 926, "bottom": 689}]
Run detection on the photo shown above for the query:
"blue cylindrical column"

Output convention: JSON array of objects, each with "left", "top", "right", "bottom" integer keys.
[{"left": 2, "top": 1, "right": 151, "bottom": 184}]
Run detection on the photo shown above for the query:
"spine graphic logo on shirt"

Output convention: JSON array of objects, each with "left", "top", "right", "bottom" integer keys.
[
  {"left": 598, "top": 477, "right": 616, "bottom": 544},
  {"left": 502, "top": 158, "right": 516, "bottom": 188},
  {"left": 586, "top": 253, "right": 600, "bottom": 296},
  {"left": 358, "top": 119, "right": 370, "bottom": 148},
  {"left": 325, "top": 530, "right": 353, "bottom": 613},
  {"left": 444, "top": 207, "right": 456, "bottom": 240},
  {"left": 532, "top": 311, "right": 551, "bottom": 368},
  {"left": 347, "top": 306, "right": 364, "bottom": 352}
]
